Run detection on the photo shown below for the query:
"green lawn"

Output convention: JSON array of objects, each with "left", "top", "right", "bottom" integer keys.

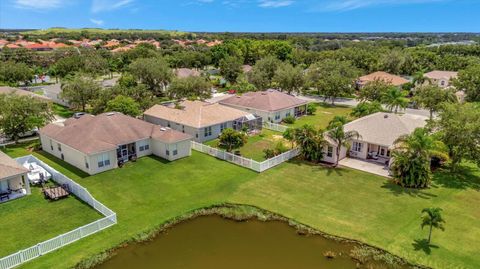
[
  {"left": 52, "top": 104, "right": 74, "bottom": 118},
  {"left": 286, "top": 103, "right": 354, "bottom": 129},
  {"left": 0, "top": 184, "right": 101, "bottom": 257},
  {"left": 2, "top": 143, "right": 479, "bottom": 269},
  {"left": 205, "top": 129, "right": 289, "bottom": 161}
]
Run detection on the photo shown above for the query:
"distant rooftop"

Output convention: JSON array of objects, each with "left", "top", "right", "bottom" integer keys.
[{"left": 219, "top": 89, "right": 308, "bottom": 112}]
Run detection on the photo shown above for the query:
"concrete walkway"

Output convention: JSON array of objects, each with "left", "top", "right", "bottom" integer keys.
[{"left": 339, "top": 157, "right": 391, "bottom": 178}]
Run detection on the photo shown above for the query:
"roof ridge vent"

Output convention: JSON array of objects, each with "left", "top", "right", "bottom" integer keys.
[
  {"left": 160, "top": 127, "right": 167, "bottom": 131},
  {"left": 106, "top": 112, "right": 115, "bottom": 116}
]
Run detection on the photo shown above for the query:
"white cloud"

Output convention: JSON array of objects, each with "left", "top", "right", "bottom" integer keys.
[
  {"left": 90, "top": 18, "right": 104, "bottom": 25},
  {"left": 13, "top": 0, "right": 65, "bottom": 9},
  {"left": 91, "top": 0, "right": 134, "bottom": 13},
  {"left": 258, "top": 0, "right": 294, "bottom": 8},
  {"left": 321, "top": 0, "right": 448, "bottom": 11}
]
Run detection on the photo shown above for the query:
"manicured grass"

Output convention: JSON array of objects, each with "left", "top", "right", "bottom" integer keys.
[
  {"left": 2, "top": 143, "right": 479, "bottom": 269},
  {"left": 0, "top": 186, "right": 101, "bottom": 257},
  {"left": 205, "top": 129, "right": 289, "bottom": 161},
  {"left": 286, "top": 103, "right": 354, "bottom": 129},
  {"left": 52, "top": 104, "right": 74, "bottom": 119}
]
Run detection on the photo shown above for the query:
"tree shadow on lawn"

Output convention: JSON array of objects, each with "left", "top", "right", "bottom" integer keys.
[
  {"left": 412, "top": 239, "right": 439, "bottom": 255},
  {"left": 381, "top": 181, "right": 438, "bottom": 199},
  {"left": 431, "top": 166, "right": 480, "bottom": 191}
]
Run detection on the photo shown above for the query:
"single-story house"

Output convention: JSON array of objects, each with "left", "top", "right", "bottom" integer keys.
[
  {"left": 219, "top": 89, "right": 309, "bottom": 123},
  {"left": 357, "top": 71, "right": 410, "bottom": 89},
  {"left": 424, "top": 70, "right": 458, "bottom": 88},
  {"left": 175, "top": 68, "right": 201, "bottom": 78},
  {"left": 0, "top": 86, "right": 51, "bottom": 102},
  {"left": 144, "top": 100, "right": 262, "bottom": 142},
  {"left": 0, "top": 151, "right": 30, "bottom": 202},
  {"left": 323, "top": 112, "right": 428, "bottom": 165},
  {"left": 39, "top": 112, "right": 192, "bottom": 175}
]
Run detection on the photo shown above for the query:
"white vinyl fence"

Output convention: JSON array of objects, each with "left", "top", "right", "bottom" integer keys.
[
  {"left": 0, "top": 156, "right": 117, "bottom": 269},
  {"left": 191, "top": 141, "right": 300, "bottom": 172},
  {"left": 262, "top": 122, "right": 289, "bottom": 133}
]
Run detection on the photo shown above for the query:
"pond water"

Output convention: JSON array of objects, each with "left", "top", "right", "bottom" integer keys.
[{"left": 96, "top": 215, "right": 404, "bottom": 269}]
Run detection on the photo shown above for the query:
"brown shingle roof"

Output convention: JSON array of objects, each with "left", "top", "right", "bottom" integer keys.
[
  {"left": 219, "top": 89, "right": 308, "bottom": 112},
  {"left": 0, "top": 151, "right": 28, "bottom": 180},
  {"left": 40, "top": 112, "right": 189, "bottom": 155},
  {"left": 358, "top": 71, "right": 410, "bottom": 87},
  {"left": 152, "top": 126, "right": 192, "bottom": 143},
  {"left": 0, "top": 86, "right": 50, "bottom": 101},
  {"left": 175, "top": 68, "right": 201, "bottom": 78},
  {"left": 144, "top": 100, "right": 251, "bottom": 128},
  {"left": 424, "top": 71, "right": 458, "bottom": 80}
]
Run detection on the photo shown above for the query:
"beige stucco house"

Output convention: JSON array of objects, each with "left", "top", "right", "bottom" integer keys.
[
  {"left": 219, "top": 89, "right": 309, "bottom": 123},
  {"left": 144, "top": 100, "right": 262, "bottom": 142},
  {"left": 323, "top": 112, "right": 428, "bottom": 165},
  {"left": 39, "top": 112, "right": 192, "bottom": 175},
  {"left": 0, "top": 151, "right": 30, "bottom": 203},
  {"left": 424, "top": 70, "right": 458, "bottom": 88},
  {"left": 357, "top": 71, "right": 410, "bottom": 89}
]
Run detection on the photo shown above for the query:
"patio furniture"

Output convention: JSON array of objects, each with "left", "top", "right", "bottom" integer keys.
[
  {"left": 0, "top": 190, "right": 11, "bottom": 201},
  {"left": 23, "top": 161, "right": 52, "bottom": 185},
  {"left": 368, "top": 151, "right": 379, "bottom": 160}
]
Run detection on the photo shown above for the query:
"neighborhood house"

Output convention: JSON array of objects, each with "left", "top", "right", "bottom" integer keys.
[
  {"left": 357, "top": 71, "right": 410, "bottom": 88},
  {"left": 323, "top": 112, "right": 428, "bottom": 165},
  {"left": 144, "top": 100, "right": 262, "bottom": 142},
  {"left": 424, "top": 70, "right": 458, "bottom": 88},
  {"left": 0, "top": 151, "right": 30, "bottom": 202},
  {"left": 39, "top": 112, "right": 192, "bottom": 175},
  {"left": 219, "top": 89, "right": 309, "bottom": 123}
]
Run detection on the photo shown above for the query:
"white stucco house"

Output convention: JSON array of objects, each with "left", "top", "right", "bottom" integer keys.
[
  {"left": 39, "top": 112, "right": 192, "bottom": 175},
  {"left": 0, "top": 151, "right": 30, "bottom": 203},
  {"left": 323, "top": 112, "right": 428, "bottom": 165},
  {"left": 144, "top": 100, "right": 262, "bottom": 143},
  {"left": 219, "top": 89, "right": 309, "bottom": 123}
]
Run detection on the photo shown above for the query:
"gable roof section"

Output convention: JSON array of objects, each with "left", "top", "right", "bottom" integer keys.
[
  {"left": 0, "top": 86, "right": 51, "bottom": 101},
  {"left": 40, "top": 112, "right": 190, "bottom": 155},
  {"left": 0, "top": 151, "right": 28, "bottom": 180},
  {"left": 358, "top": 71, "right": 410, "bottom": 86},
  {"left": 219, "top": 89, "right": 308, "bottom": 112},
  {"left": 424, "top": 70, "right": 458, "bottom": 80},
  {"left": 343, "top": 112, "right": 428, "bottom": 147},
  {"left": 144, "top": 100, "right": 252, "bottom": 128}
]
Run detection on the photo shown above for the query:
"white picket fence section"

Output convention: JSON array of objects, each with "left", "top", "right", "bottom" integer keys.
[
  {"left": 262, "top": 121, "right": 290, "bottom": 133},
  {"left": 0, "top": 155, "right": 117, "bottom": 269},
  {"left": 191, "top": 141, "right": 300, "bottom": 172}
]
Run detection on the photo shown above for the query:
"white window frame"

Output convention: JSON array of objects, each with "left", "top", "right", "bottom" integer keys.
[
  {"left": 138, "top": 140, "right": 150, "bottom": 152},
  {"left": 274, "top": 112, "right": 281, "bottom": 120},
  {"left": 352, "top": 142, "right": 363, "bottom": 152},
  {"left": 97, "top": 153, "right": 111, "bottom": 168},
  {"left": 204, "top": 126, "right": 212, "bottom": 137},
  {"left": 327, "top": 146, "right": 333, "bottom": 157}
]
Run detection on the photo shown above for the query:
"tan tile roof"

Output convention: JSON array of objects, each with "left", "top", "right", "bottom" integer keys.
[
  {"left": 424, "top": 70, "right": 458, "bottom": 80},
  {"left": 40, "top": 112, "right": 189, "bottom": 155},
  {"left": 219, "top": 89, "right": 308, "bottom": 112},
  {"left": 0, "top": 86, "right": 50, "bottom": 101},
  {"left": 0, "top": 151, "right": 28, "bottom": 180},
  {"left": 358, "top": 71, "right": 410, "bottom": 86},
  {"left": 152, "top": 126, "right": 192, "bottom": 143},
  {"left": 343, "top": 112, "right": 428, "bottom": 147},
  {"left": 144, "top": 100, "right": 251, "bottom": 128},
  {"left": 175, "top": 68, "right": 201, "bottom": 78}
]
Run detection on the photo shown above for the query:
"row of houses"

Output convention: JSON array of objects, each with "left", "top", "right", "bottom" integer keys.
[{"left": 357, "top": 70, "right": 459, "bottom": 89}]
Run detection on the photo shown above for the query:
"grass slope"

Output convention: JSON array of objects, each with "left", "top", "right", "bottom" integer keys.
[{"left": 2, "top": 144, "right": 479, "bottom": 269}]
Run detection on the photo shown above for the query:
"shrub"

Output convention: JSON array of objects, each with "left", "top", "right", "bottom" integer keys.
[
  {"left": 306, "top": 103, "right": 317, "bottom": 115},
  {"left": 283, "top": 115, "right": 296, "bottom": 124}
]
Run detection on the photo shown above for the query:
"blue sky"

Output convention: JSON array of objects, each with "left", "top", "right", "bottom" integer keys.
[{"left": 0, "top": 0, "right": 479, "bottom": 32}]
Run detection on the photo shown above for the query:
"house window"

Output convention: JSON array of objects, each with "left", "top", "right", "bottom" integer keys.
[
  {"left": 274, "top": 112, "right": 281, "bottom": 120},
  {"left": 195, "top": 133, "right": 198, "bottom": 138},
  {"left": 61, "top": 153, "right": 64, "bottom": 160},
  {"left": 172, "top": 144, "right": 178, "bottom": 156},
  {"left": 57, "top": 143, "right": 62, "bottom": 152},
  {"left": 50, "top": 140, "right": 53, "bottom": 151},
  {"left": 352, "top": 142, "right": 363, "bottom": 152},
  {"left": 327, "top": 146, "right": 333, "bottom": 157},
  {"left": 167, "top": 122, "right": 171, "bottom": 127},
  {"left": 97, "top": 153, "right": 111, "bottom": 168},
  {"left": 286, "top": 111, "right": 291, "bottom": 117},
  {"left": 440, "top": 80, "right": 445, "bottom": 86},
  {"left": 84, "top": 156, "right": 89, "bottom": 169},
  {"left": 182, "top": 125, "right": 185, "bottom": 133},
  {"left": 138, "top": 140, "right": 150, "bottom": 152},
  {"left": 220, "top": 122, "right": 227, "bottom": 132},
  {"left": 204, "top": 126, "right": 212, "bottom": 137},
  {"left": 380, "top": 148, "right": 385, "bottom": 156}
]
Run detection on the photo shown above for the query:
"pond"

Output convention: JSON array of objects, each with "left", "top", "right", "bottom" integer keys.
[{"left": 96, "top": 215, "right": 407, "bottom": 269}]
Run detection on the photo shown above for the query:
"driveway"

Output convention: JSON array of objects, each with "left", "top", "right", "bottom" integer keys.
[{"left": 339, "top": 157, "right": 391, "bottom": 178}]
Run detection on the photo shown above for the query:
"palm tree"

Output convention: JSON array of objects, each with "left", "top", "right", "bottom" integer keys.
[
  {"left": 326, "top": 120, "right": 360, "bottom": 167},
  {"left": 391, "top": 128, "right": 447, "bottom": 188},
  {"left": 421, "top": 207, "right": 445, "bottom": 244},
  {"left": 412, "top": 70, "right": 431, "bottom": 86},
  {"left": 282, "top": 128, "right": 296, "bottom": 149},
  {"left": 292, "top": 125, "right": 326, "bottom": 162},
  {"left": 382, "top": 88, "right": 409, "bottom": 113}
]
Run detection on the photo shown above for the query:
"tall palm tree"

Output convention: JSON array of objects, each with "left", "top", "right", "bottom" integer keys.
[
  {"left": 382, "top": 88, "right": 409, "bottom": 113},
  {"left": 293, "top": 125, "right": 326, "bottom": 162},
  {"left": 421, "top": 207, "right": 445, "bottom": 244},
  {"left": 394, "top": 128, "right": 449, "bottom": 163},
  {"left": 326, "top": 120, "right": 360, "bottom": 167},
  {"left": 412, "top": 70, "right": 431, "bottom": 86}
]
